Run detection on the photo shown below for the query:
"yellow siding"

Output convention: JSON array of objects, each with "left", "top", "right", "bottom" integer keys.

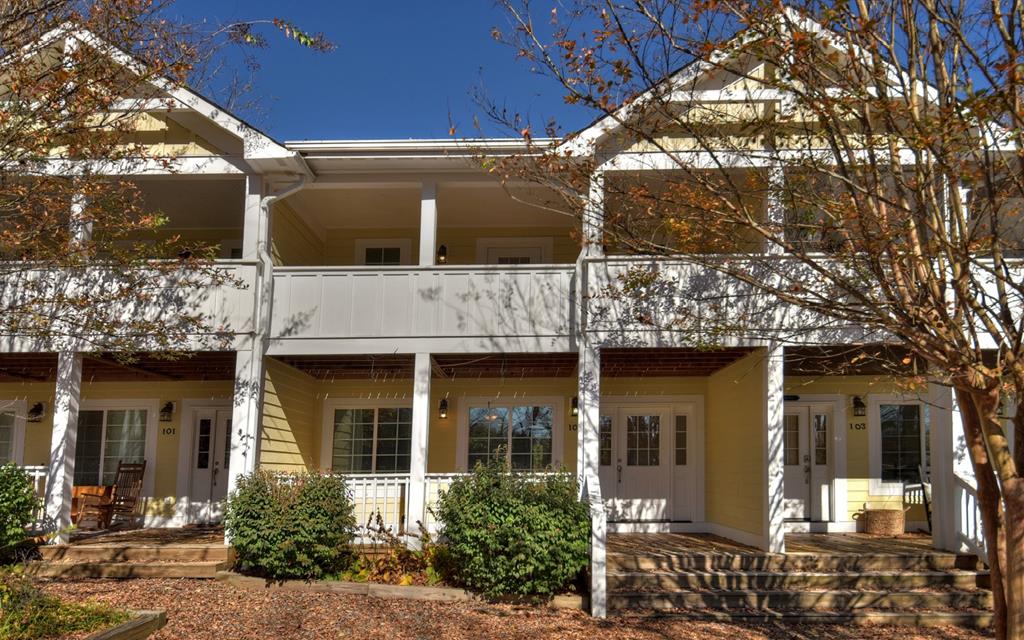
[
  {"left": 260, "top": 359, "right": 319, "bottom": 471},
  {"left": 706, "top": 350, "right": 766, "bottom": 538},
  {"left": 272, "top": 201, "right": 325, "bottom": 266},
  {"left": 14, "top": 380, "right": 233, "bottom": 520},
  {"left": 318, "top": 227, "right": 577, "bottom": 266},
  {"left": 785, "top": 375, "right": 929, "bottom": 523}
]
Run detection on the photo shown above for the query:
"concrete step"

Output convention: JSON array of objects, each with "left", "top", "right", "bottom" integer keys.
[
  {"left": 609, "top": 589, "right": 994, "bottom": 611},
  {"left": 607, "top": 570, "right": 989, "bottom": 591},
  {"left": 617, "top": 609, "right": 993, "bottom": 628},
  {"left": 38, "top": 544, "right": 231, "bottom": 564},
  {"left": 25, "top": 560, "right": 228, "bottom": 579},
  {"left": 607, "top": 552, "right": 981, "bottom": 573}
]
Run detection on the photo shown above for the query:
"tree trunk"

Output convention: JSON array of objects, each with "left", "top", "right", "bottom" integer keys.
[
  {"left": 957, "top": 388, "right": 1009, "bottom": 640},
  {"left": 1005, "top": 482, "right": 1024, "bottom": 640}
]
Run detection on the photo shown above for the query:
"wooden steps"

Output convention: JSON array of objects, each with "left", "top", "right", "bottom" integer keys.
[
  {"left": 28, "top": 542, "right": 232, "bottom": 579},
  {"left": 606, "top": 549, "right": 991, "bottom": 627}
]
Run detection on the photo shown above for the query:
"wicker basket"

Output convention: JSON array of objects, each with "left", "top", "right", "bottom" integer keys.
[{"left": 861, "top": 508, "right": 907, "bottom": 536}]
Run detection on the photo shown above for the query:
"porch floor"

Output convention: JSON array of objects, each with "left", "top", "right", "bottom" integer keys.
[
  {"left": 68, "top": 525, "right": 223, "bottom": 546},
  {"left": 607, "top": 532, "right": 934, "bottom": 555}
]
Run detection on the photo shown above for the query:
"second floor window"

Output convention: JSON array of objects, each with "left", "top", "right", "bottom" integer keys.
[{"left": 364, "top": 247, "right": 403, "bottom": 265}]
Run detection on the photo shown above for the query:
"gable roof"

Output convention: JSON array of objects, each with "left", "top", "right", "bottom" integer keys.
[{"left": 21, "top": 23, "right": 311, "bottom": 176}]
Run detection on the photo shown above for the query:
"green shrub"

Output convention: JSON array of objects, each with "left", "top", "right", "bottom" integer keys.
[
  {"left": 0, "top": 465, "right": 40, "bottom": 562},
  {"left": 0, "top": 568, "right": 128, "bottom": 640},
  {"left": 224, "top": 469, "right": 357, "bottom": 580},
  {"left": 433, "top": 456, "right": 589, "bottom": 598}
]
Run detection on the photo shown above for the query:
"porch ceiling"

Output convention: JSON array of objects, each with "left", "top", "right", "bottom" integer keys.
[
  {"left": 0, "top": 352, "right": 236, "bottom": 383},
  {"left": 601, "top": 347, "right": 754, "bottom": 377}
]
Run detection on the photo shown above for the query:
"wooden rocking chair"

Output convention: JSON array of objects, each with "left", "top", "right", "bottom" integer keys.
[{"left": 76, "top": 461, "right": 146, "bottom": 530}]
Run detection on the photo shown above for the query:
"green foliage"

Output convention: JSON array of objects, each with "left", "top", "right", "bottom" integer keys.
[
  {"left": 0, "top": 568, "right": 128, "bottom": 640},
  {"left": 434, "top": 456, "right": 589, "bottom": 598},
  {"left": 340, "top": 513, "right": 450, "bottom": 586},
  {"left": 0, "top": 465, "right": 40, "bottom": 562},
  {"left": 224, "top": 469, "right": 357, "bottom": 580}
]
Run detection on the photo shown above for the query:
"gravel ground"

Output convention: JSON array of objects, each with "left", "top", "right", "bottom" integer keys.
[{"left": 41, "top": 579, "right": 994, "bottom": 640}]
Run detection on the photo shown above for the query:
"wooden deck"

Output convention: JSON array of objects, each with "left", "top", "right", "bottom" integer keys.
[
  {"left": 607, "top": 532, "right": 935, "bottom": 555},
  {"left": 69, "top": 526, "right": 223, "bottom": 547}
]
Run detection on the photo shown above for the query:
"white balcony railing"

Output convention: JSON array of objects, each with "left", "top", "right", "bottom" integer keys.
[
  {"left": 269, "top": 265, "right": 574, "bottom": 352},
  {"left": 0, "top": 261, "right": 258, "bottom": 352}
]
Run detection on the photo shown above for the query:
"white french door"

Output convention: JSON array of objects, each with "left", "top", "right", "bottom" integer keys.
[
  {"left": 783, "top": 405, "right": 832, "bottom": 521},
  {"left": 599, "top": 405, "right": 694, "bottom": 523},
  {"left": 188, "top": 409, "right": 232, "bottom": 523}
]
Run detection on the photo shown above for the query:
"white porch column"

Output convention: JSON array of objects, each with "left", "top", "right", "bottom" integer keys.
[
  {"left": 418, "top": 181, "right": 438, "bottom": 266},
  {"left": 407, "top": 352, "right": 432, "bottom": 545},
  {"left": 227, "top": 344, "right": 264, "bottom": 500},
  {"left": 577, "top": 338, "right": 605, "bottom": 617},
  {"left": 241, "top": 175, "right": 263, "bottom": 261},
  {"left": 45, "top": 352, "right": 83, "bottom": 545},
  {"left": 765, "top": 164, "right": 786, "bottom": 255},
  {"left": 763, "top": 342, "right": 786, "bottom": 553},
  {"left": 583, "top": 172, "right": 605, "bottom": 256}
]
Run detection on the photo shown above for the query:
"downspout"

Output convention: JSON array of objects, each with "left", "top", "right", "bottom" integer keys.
[{"left": 254, "top": 175, "right": 307, "bottom": 353}]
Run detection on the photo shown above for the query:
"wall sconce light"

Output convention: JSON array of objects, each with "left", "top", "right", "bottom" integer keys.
[
  {"left": 26, "top": 402, "right": 45, "bottom": 423},
  {"left": 159, "top": 401, "right": 176, "bottom": 422},
  {"left": 437, "top": 244, "right": 448, "bottom": 264},
  {"left": 851, "top": 396, "right": 867, "bottom": 417},
  {"left": 571, "top": 396, "right": 579, "bottom": 417},
  {"left": 438, "top": 398, "right": 449, "bottom": 419}
]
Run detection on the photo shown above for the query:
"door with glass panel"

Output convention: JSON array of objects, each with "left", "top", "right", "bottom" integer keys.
[
  {"left": 188, "top": 409, "right": 232, "bottom": 523},
  {"left": 602, "top": 407, "right": 672, "bottom": 522},
  {"left": 782, "top": 405, "right": 832, "bottom": 521}
]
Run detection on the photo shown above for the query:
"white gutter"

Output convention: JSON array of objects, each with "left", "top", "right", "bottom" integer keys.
[{"left": 253, "top": 177, "right": 308, "bottom": 352}]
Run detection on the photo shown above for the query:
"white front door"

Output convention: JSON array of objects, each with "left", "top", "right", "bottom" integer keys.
[
  {"left": 602, "top": 407, "right": 672, "bottom": 522},
  {"left": 188, "top": 409, "right": 232, "bottom": 523},
  {"left": 783, "top": 405, "right": 833, "bottom": 521}
]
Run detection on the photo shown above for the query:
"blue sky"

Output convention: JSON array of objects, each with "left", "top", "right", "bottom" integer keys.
[{"left": 172, "top": 1, "right": 594, "bottom": 142}]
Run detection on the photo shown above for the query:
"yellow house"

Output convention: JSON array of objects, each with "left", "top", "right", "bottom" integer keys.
[{"left": 1, "top": 18, "right": 988, "bottom": 619}]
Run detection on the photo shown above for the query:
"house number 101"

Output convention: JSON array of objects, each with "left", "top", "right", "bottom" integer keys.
[{"left": 161, "top": 427, "right": 176, "bottom": 436}]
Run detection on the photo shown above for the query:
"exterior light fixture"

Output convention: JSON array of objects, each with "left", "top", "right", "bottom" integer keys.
[
  {"left": 438, "top": 398, "right": 449, "bottom": 419},
  {"left": 26, "top": 402, "right": 45, "bottom": 423},
  {"left": 437, "top": 245, "right": 448, "bottom": 264},
  {"left": 851, "top": 396, "right": 867, "bottom": 417},
  {"left": 571, "top": 396, "right": 579, "bottom": 417},
  {"left": 159, "top": 401, "right": 176, "bottom": 422}
]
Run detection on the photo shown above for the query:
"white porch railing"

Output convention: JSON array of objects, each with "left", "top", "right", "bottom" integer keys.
[
  {"left": 346, "top": 474, "right": 410, "bottom": 542},
  {"left": 953, "top": 475, "right": 987, "bottom": 559},
  {"left": 18, "top": 465, "right": 47, "bottom": 530}
]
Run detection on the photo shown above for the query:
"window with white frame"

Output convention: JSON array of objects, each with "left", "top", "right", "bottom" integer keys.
[
  {"left": 879, "top": 403, "right": 925, "bottom": 483},
  {"left": 330, "top": 407, "right": 412, "bottom": 474},
  {"left": 467, "top": 403, "right": 554, "bottom": 470},
  {"left": 73, "top": 409, "right": 147, "bottom": 486},
  {"left": 354, "top": 239, "right": 411, "bottom": 266},
  {"left": 0, "top": 410, "right": 15, "bottom": 464}
]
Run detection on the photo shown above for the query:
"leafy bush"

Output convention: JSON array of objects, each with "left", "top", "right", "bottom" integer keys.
[
  {"left": 0, "top": 465, "right": 40, "bottom": 562},
  {"left": 224, "top": 469, "right": 357, "bottom": 580},
  {"left": 434, "top": 456, "right": 589, "bottom": 598},
  {"left": 341, "top": 514, "right": 450, "bottom": 586},
  {"left": 0, "top": 568, "right": 128, "bottom": 640}
]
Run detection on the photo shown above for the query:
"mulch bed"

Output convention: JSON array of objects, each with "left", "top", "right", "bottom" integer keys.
[{"left": 41, "top": 579, "right": 993, "bottom": 640}]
